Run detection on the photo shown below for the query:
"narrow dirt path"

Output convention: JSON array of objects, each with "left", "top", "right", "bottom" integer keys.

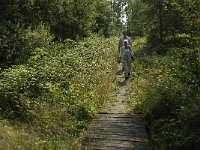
[{"left": 81, "top": 69, "right": 150, "bottom": 150}]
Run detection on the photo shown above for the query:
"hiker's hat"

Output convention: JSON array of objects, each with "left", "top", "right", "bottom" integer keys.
[{"left": 123, "top": 40, "right": 128, "bottom": 43}]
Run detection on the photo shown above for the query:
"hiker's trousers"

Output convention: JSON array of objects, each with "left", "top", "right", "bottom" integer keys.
[{"left": 122, "top": 52, "right": 131, "bottom": 77}]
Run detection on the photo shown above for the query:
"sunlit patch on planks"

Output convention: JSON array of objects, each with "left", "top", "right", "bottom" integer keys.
[{"left": 81, "top": 70, "right": 150, "bottom": 150}]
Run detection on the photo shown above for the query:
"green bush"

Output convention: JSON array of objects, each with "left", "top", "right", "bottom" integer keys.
[
  {"left": 130, "top": 37, "right": 200, "bottom": 150},
  {"left": 0, "top": 24, "right": 53, "bottom": 66},
  {"left": 0, "top": 35, "right": 118, "bottom": 148}
]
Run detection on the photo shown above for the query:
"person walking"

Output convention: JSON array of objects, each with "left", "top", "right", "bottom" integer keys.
[
  {"left": 121, "top": 40, "right": 132, "bottom": 80},
  {"left": 118, "top": 31, "right": 132, "bottom": 70}
]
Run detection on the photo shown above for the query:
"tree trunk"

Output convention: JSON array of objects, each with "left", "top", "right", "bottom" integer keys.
[{"left": 158, "top": 0, "right": 163, "bottom": 44}]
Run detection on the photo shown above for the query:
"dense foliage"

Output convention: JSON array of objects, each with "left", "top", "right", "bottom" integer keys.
[
  {"left": 128, "top": 0, "right": 199, "bottom": 49},
  {"left": 127, "top": 0, "right": 200, "bottom": 150},
  {"left": 0, "top": 0, "right": 117, "bottom": 66},
  {"left": 0, "top": 30, "right": 118, "bottom": 149},
  {"left": 131, "top": 44, "right": 199, "bottom": 150}
]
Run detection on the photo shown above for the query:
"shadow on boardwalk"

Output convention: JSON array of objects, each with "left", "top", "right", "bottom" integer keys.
[{"left": 81, "top": 69, "right": 150, "bottom": 150}]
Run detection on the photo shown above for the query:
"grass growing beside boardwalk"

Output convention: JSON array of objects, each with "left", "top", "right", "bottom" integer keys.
[
  {"left": 0, "top": 119, "right": 81, "bottom": 150},
  {"left": 0, "top": 35, "right": 118, "bottom": 149},
  {"left": 129, "top": 37, "right": 200, "bottom": 150}
]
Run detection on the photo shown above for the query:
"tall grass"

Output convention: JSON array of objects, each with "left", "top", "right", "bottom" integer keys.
[
  {"left": 129, "top": 37, "right": 200, "bottom": 150},
  {"left": 0, "top": 29, "right": 118, "bottom": 149}
]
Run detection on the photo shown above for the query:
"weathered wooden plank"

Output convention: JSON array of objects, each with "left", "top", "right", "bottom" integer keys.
[
  {"left": 92, "top": 122, "right": 145, "bottom": 126},
  {"left": 92, "top": 120, "right": 145, "bottom": 125},
  {"left": 92, "top": 125, "right": 146, "bottom": 129},
  {"left": 82, "top": 138, "right": 149, "bottom": 149},
  {"left": 82, "top": 146, "right": 136, "bottom": 150},
  {"left": 95, "top": 114, "right": 142, "bottom": 119},
  {"left": 89, "top": 126, "right": 146, "bottom": 133},
  {"left": 87, "top": 132, "right": 148, "bottom": 139},
  {"left": 82, "top": 144, "right": 150, "bottom": 150},
  {"left": 83, "top": 135, "right": 149, "bottom": 143}
]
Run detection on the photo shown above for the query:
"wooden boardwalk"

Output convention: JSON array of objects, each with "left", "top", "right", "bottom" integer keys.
[{"left": 81, "top": 71, "right": 150, "bottom": 150}]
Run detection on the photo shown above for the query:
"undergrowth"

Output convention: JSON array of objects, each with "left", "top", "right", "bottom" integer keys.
[
  {"left": 129, "top": 37, "right": 200, "bottom": 150},
  {"left": 0, "top": 28, "right": 118, "bottom": 150}
]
